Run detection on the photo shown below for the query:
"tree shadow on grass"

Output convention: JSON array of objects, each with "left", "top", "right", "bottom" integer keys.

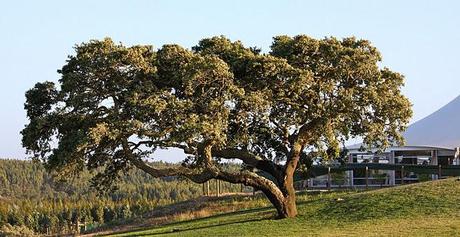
[
  {"left": 136, "top": 198, "right": 330, "bottom": 236},
  {"left": 104, "top": 197, "right": 327, "bottom": 236},
  {"left": 132, "top": 217, "right": 268, "bottom": 236},
  {"left": 102, "top": 206, "right": 275, "bottom": 236}
]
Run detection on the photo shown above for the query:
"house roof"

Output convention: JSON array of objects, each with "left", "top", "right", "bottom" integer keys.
[{"left": 347, "top": 145, "right": 455, "bottom": 153}]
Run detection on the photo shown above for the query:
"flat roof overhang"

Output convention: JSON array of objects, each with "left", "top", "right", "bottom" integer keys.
[{"left": 348, "top": 145, "right": 455, "bottom": 154}]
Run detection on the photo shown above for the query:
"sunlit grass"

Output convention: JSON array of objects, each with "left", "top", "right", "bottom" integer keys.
[{"left": 107, "top": 178, "right": 460, "bottom": 237}]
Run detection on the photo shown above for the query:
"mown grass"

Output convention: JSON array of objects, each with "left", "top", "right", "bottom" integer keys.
[{"left": 107, "top": 178, "right": 460, "bottom": 236}]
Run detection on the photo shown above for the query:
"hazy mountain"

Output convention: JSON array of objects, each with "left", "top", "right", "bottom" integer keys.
[{"left": 403, "top": 95, "right": 460, "bottom": 148}]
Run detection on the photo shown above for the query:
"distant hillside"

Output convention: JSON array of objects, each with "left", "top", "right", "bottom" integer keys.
[
  {"left": 0, "top": 159, "right": 242, "bottom": 236},
  {"left": 0, "top": 159, "right": 196, "bottom": 200},
  {"left": 404, "top": 95, "right": 460, "bottom": 148}
]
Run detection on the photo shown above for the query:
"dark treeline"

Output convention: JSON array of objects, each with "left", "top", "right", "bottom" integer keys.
[{"left": 0, "top": 159, "right": 243, "bottom": 236}]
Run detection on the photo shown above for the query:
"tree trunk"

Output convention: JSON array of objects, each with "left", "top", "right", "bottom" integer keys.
[
  {"left": 128, "top": 140, "right": 300, "bottom": 218},
  {"left": 260, "top": 172, "right": 298, "bottom": 218},
  {"left": 283, "top": 188, "right": 298, "bottom": 218},
  {"left": 262, "top": 188, "right": 297, "bottom": 218},
  {"left": 280, "top": 170, "right": 298, "bottom": 217},
  {"left": 276, "top": 142, "right": 303, "bottom": 218}
]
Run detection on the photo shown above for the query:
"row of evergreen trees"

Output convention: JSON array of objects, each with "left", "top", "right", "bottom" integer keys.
[{"left": 0, "top": 159, "right": 243, "bottom": 235}]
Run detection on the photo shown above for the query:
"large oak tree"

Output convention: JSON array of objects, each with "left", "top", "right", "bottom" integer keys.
[{"left": 22, "top": 35, "right": 412, "bottom": 218}]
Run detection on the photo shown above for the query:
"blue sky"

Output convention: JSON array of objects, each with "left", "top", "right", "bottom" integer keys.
[{"left": 1, "top": 0, "right": 459, "bottom": 160}]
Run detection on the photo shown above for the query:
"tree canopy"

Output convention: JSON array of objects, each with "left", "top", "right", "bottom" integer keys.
[{"left": 22, "top": 35, "right": 412, "bottom": 218}]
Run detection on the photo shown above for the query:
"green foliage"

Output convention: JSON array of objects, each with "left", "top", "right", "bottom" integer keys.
[
  {"left": 0, "top": 224, "right": 36, "bottom": 237},
  {"left": 91, "top": 206, "right": 104, "bottom": 223},
  {"left": 21, "top": 35, "right": 412, "bottom": 218},
  {"left": 0, "top": 159, "right": 242, "bottom": 235},
  {"left": 21, "top": 35, "right": 412, "bottom": 188}
]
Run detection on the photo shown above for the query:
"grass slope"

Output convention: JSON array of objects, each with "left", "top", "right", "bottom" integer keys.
[{"left": 108, "top": 178, "right": 460, "bottom": 237}]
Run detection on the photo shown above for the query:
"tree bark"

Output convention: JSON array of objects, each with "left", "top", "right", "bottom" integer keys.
[
  {"left": 275, "top": 120, "right": 325, "bottom": 218},
  {"left": 124, "top": 139, "right": 300, "bottom": 218},
  {"left": 216, "top": 170, "right": 297, "bottom": 218},
  {"left": 261, "top": 189, "right": 297, "bottom": 218}
]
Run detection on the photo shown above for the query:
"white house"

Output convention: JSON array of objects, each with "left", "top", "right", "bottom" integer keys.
[
  {"left": 309, "top": 95, "right": 460, "bottom": 188},
  {"left": 345, "top": 145, "right": 457, "bottom": 187}
]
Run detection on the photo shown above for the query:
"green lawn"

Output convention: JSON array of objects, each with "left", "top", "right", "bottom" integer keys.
[{"left": 107, "top": 178, "right": 460, "bottom": 237}]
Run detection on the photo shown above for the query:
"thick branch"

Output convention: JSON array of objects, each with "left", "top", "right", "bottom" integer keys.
[
  {"left": 128, "top": 140, "right": 196, "bottom": 154},
  {"left": 128, "top": 156, "right": 216, "bottom": 183},
  {"left": 123, "top": 138, "right": 291, "bottom": 216},
  {"left": 281, "top": 118, "right": 326, "bottom": 199},
  {"left": 216, "top": 170, "right": 287, "bottom": 216},
  {"left": 213, "top": 148, "right": 283, "bottom": 183},
  {"left": 270, "top": 118, "right": 290, "bottom": 152},
  {"left": 122, "top": 140, "right": 217, "bottom": 183},
  {"left": 290, "top": 118, "right": 327, "bottom": 146}
]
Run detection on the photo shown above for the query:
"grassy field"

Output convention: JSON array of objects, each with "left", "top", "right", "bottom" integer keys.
[{"left": 104, "top": 178, "right": 460, "bottom": 237}]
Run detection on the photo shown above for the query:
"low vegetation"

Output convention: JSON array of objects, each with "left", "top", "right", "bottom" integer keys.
[
  {"left": 0, "top": 159, "right": 243, "bottom": 236},
  {"left": 3, "top": 159, "right": 459, "bottom": 236},
  {"left": 108, "top": 178, "right": 460, "bottom": 237}
]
